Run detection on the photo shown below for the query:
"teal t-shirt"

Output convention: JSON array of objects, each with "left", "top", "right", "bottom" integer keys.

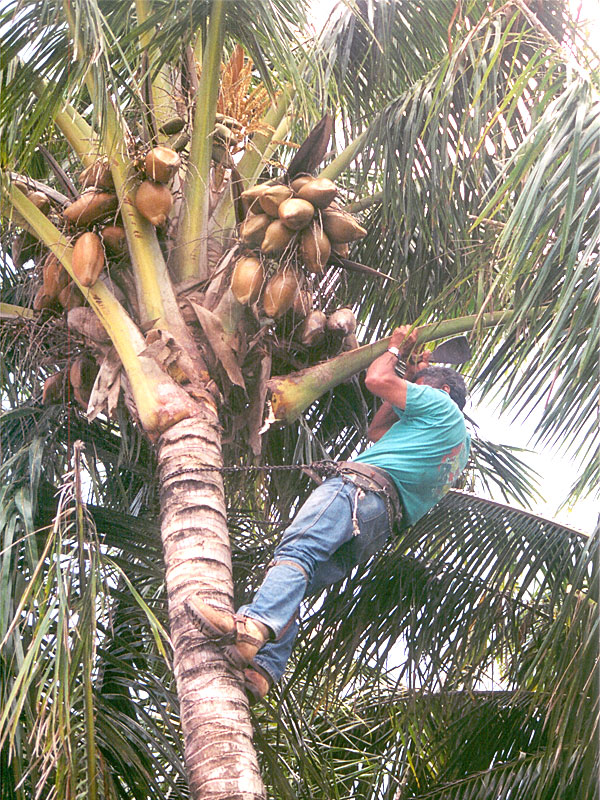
[{"left": 353, "top": 383, "right": 470, "bottom": 525}]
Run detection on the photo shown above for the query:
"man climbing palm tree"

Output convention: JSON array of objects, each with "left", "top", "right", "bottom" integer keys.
[{"left": 186, "top": 325, "right": 470, "bottom": 700}]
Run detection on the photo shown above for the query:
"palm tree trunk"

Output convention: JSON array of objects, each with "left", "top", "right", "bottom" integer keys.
[{"left": 157, "top": 408, "right": 265, "bottom": 800}]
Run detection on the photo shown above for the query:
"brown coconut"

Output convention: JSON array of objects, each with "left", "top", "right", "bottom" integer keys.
[
  {"left": 261, "top": 220, "right": 295, "bottom": 255},
  {"left": 135, "top": 181, "right": 173, "bottom": 226},
  {"left": 262, "top": 270, "right": 300, "bottom": 318},
  {"left": 293, "top": 288, "right": 313, "bottom": 316},
  {"left": 278, "top": 198, "right": 315, "bottom": 231},
  {"left": 297, "top": 178, "right": 338, "bottom": 209},
  {"left": 100, "top": 225, "right": 127, "bottom": 253},
  {"left": 290, "top": 175, "right": 313, "bottom": 193},
  {"left": 63, "top": 191, "right": 118, "bottom": 227},
  {"left": 70, "top": 356, "right": 98, "bottom": 405},
  {"left": 300, "top": 310, "right": 327, "bottom": 346},
  {"left": 79, "top": 161, "right": 114, "bottom": 190},
  {"left": 42, "top": 253, "right": 70, "bottom": 299},
  {"left": 32, "top": 286, "right": 54, "bottom": 311},
  {"left": 239, "top": 213, "right": 271, "bottom": 247},
  {"left": 322, "top": 209, "right": 367, "bottom": 243},
  {"left": 42, "top": 371, "right": 68, "bottom": 405},
  {"left": 72, "top": 232, "right": 105, "bottom": 287},
  {"left": 144, "top": 146, "right": 181, "bottom": 183},
  {"left": 331, "top": 241, "right": 350, "bottom": 258},
  {"left": 259, "top": 185, "right": 293, "bottom": 217},
  {"left": 240, "top": 182, "right": 275, "bottom": 203},
  {"left": 58, "top": 281, "right": 84, "bottom": 310},
  {"left": 231, "top": 256, "right": 264, "bottom": 305},
  {"left": 327, "top": 307, "right": 357, "bottom": 336},
  {"left": 300, "top": 223, "right": 331, "bottom": 274},
  {"left": 27, "top": 191, "right": 51, "bottom": 214},
  {"left": 67, "top": 307, "right": 110, "bottom": 344}
]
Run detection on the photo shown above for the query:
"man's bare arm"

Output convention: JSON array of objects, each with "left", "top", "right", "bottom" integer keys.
[
  {"left": 367, "top": 400, "right": 399, "bottom": 442},
  {"left": 364, "top": 325, "right": 417, "bottom": 409}
]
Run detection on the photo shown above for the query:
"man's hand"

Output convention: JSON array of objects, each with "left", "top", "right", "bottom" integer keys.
[
  {"left": 389, "top": 325, "right": 419, "bottom": 357},
  {"left": 405, "top": 350, "right": 431, "bottom": 381}
]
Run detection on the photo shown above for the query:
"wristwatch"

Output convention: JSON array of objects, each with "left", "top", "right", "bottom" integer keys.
[{"left": 387, "top": 346, "right": 406, "bottom": 377}]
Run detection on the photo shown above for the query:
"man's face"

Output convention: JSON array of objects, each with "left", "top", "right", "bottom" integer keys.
[{"left": 415, "top": 377, "right": 451, "bottom": 396}]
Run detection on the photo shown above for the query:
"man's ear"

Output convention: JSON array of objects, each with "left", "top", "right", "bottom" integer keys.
[{"left": 442, "top": 384, "right": 451, "bottom": 395}]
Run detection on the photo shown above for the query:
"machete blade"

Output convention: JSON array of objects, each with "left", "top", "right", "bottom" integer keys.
[{"left": 429, "top": 336, "right": 472, "bottom": 365}]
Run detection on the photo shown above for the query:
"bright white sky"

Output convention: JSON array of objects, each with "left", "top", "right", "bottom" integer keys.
[{"left": 310, "top": 0, "right": 599, "bottom": 534}]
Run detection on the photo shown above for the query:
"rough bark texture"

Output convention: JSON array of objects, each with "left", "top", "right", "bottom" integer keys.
[{"left": 158, "top": 408, "right": 265, "bottom": 800}]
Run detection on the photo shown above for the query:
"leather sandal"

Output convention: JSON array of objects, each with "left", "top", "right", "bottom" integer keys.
[{"left": 184, "top": 594, "right": 270, "bottom": 669}]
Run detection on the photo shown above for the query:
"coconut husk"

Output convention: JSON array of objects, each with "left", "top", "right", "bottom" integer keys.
[
  {"left": 342, "top": 333, "right": 359, "bottom": 351},
  {"left": 278, "top": 198, "right": 315, "bottom": 231},
  {"left": 27, "top": 191, "right": 50, "bottom": 214},
  {"left": 42, "top": 253, "right": 70, "bottom": 299},
  {"left": 58, "top": 281, "right": 84, "bottom": 310},
  {"left": 293, "top": 288, "right": 313, "bottom": 316},
  {"left": 135, "top": 181, "right": 173, "bottom": 226},
  {"left": 231, "top": 256, "right": 264, "bottom": 304},
  {"left": 42, "top": 371, "right": 68, "bottom": 405},
  {"left": 79, "top": 161, "right": 114, "bottom": 190},
  {"left": 144, "top": 146, "right": 181, "bottom": 183},
  {"left": 72, "top": 232, "right": 105, "bottom": 287},
  {"left": 300, "top": 223, "right": 331, "bottom": 274},
  {"left": 100, "top": 225, "right": 127, "bottom": 254},
  {"left": 239, "top": 213, "right": 271, "bottom": 246},
  {"left": 321, "top": 209, "right": 367, "bottom": 243},
  {"left": 297, "top": 178, "right": 337, "bottom": 210},
  {"left": 261, "top": 220, "right": 295, "bottom": 255},
  {"left": 63, "top": 191, "right": 118, "bottom": 227},
  {"left": 327, "top": 307, "right": 357, "bottom": 336},
  {"left": 300, "top": 310, "right": 327, "bottom": 346},
  {"left": 67, "top": 307, "right": 110, "bottom": 344},
  {"left": 262, "top": 270, "right": 300, "bottom": 318},
  {"left": 259, "top": 185, "right": 293, "bottom": 217}
]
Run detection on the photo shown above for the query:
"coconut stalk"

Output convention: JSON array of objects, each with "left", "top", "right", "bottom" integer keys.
[
  {"left": 267, "top": 311, "right": 519, "bottom": 424},
  {"left": 135, "top": 0, "right": 183, "bottom": 142},
  {"left": 319, "top": 131, "right": 368, "bottom": 182},
  {"left": 174, "top": 0, "right": 225, "bottom": 282},
  {"left": 0, "top": 303, "right": 36, "bottom": 321}
]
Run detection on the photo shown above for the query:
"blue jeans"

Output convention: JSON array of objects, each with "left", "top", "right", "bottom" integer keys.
[{"left": 238, "top": 476, "right": 391, "bottom": 684}]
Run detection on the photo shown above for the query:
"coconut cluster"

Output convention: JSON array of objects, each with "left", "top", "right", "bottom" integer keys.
[{"left": 232, "top": 176, "right": 367, "bottom": 318}]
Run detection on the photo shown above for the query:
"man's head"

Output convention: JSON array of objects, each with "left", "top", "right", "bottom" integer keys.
[{"left": 413, "top": 366, "right": 467, "bottom": 410}]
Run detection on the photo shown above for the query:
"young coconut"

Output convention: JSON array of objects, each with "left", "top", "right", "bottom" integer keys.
[
  {"left": 262, "top": 269, "right": 300, "bottom": 318},
  {"left": 70, "top": 356, "right": 98, "bottom": 408},
  {"left": 144, "top": 146, "right": 181, "bottom": 183},
  {"left": 240, "top": 182, "right": 274, "bottom": 202},
  {"left": 259, "top": 185, "right": 293, "bottom": 217},
  {"left": 72, "top": 232, "right": 105, "bottom": 287},
  {"left": 58, "top": 281, "right": 84, "bottom": 310},
  {"left": 27, "top": 191, "right": 51, "bottom": 214},
  {"left": 135, "top": 181, "right": 173, "bottom": 226},
  {"left": 290, "top": 175, "right": 313, "bottom": 193},
  {"left": 79, "top": 161, "right": 114, "bottom": 190},
  {"left": 42, "top": 253, "right": 70, "bottom": 299},
  {"left": 261, "top": 220, "right": 295, "bottom": 255},
  {"left": 297, "top": 177, "right": 338, "bottom": 210},
  {"left": 300, "top": 310, "right": 327, "bottom": 346},
  {"left": 42, "top": 371, "right": 68, "bottom": 405},
  {"left": 100, "top": 225, "right": 127, "bottom": 254},
  {"left": 32, "top": 286, "right": 55, "bottom": 311},
  {"left": 239, "top": 213, "right": 271, "bottom": 247},
  {"left": 231, "top": 256, "right": 264, "bottom": 305},
  {"left": 67, "top": 307, "right": 110, "bottom": 344},
  {"left": 322, "top": 209, "right": 367, "bottom": 243},
  {"left": 278, "top": 198, "right": 315, "bottom": 231},
  {"left": 331, "top": 241, "right": 350, "bottom": 258},
  {"left": 293, "top": 288, "right": 313, "bottom": 316},
  {"left": 63, "top": 191, "right": 118, "bottom": 227},
  {"left": 326, "top": 307, "right": 357, "bottom": 336},
  {"left": 300, "top": 222, "right": 331, "bottom": 274}
]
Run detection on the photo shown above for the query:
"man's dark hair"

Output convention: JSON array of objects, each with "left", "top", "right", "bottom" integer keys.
[{"left": 413, "top": 366, "right": 467, "bottom": 410}]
